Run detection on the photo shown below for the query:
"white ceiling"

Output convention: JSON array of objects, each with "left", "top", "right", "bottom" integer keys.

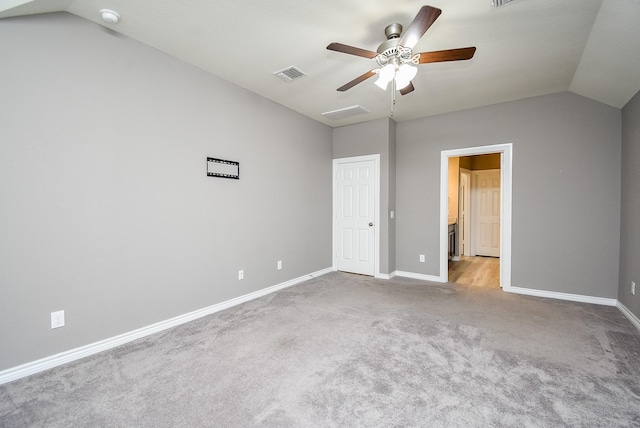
[{"left": 2, "top": 0, "right": 640, "bottom": 127}]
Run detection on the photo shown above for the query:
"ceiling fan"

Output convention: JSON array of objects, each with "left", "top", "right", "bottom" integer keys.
[{"left": 327, "top": 5, "right": 476, "bottom": 96}]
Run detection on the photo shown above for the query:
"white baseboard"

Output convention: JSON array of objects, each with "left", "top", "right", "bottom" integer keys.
[
  {"left": 507, "top": 286, "right": 617, "bottom": 306},
  {"left": 394, "top": 271, "right": 446, "bottom": 283},
  {"left": 376, "top": 271, "right": 396, "bottom": 280},
  {"left": 0, "top": 267, "right": 332, "bottom": 386},
  {"left": 617, "top": 302, "right": 640, "bottom": 332},
  {"left": 392, "top": 277, "right": 639, "bottom": 332}
]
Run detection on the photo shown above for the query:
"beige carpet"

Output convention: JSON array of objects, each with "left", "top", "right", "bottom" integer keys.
[{"left": 1, "top": 272, "right": 639, "bottom": 427}]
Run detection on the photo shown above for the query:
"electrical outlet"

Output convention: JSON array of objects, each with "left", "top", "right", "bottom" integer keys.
[
  {"left": 419, "top": 254, "right": 425, "bottom": 263},
  {"left": 277, "top": 260, "right": 282, "bottom": 270},
  {"left": 238, "top": 270, "right": 244, "bottom": 280},
  {"left": 632, "top": 281, "right": 636, "bottom": 296},
  {"left": 51, "top": 310, "right": 65, "bottom": 329}
]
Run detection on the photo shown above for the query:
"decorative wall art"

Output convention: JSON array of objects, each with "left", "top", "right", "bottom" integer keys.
[{"left": 207, "top": 157, "right": 239, "bottom": 180}]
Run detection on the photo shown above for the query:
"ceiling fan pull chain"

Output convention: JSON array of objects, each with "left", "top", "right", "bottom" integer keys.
[{"left": 390, "top": 77, "right": 396, "bottom": 117}]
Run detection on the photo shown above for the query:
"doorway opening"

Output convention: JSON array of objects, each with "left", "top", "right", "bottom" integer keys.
[
  {"left": 449, "top": 255, "right": 500, "bottom": 288},
  {"left": 449, "top": 155, "right": 501, "bottom": 288},
  {"left": 439, "top": 144, "right": 512, "bottom": 291}
]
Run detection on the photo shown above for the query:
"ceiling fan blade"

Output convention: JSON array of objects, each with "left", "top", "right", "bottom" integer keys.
[
  {"left": 337, "top": 70, "right": 377, "bottom": 92},
  {"left": 398, "top": 5, "right": 442, "bottom": 49},
  {"left": 399, "top": 82, "right": 415, "bottom": 95},
  {"left": 327, "top": 42, "right": 378, "bottom": 59},
  {"left": 416, "top": 47, "right": 477, "bottom": 64}
]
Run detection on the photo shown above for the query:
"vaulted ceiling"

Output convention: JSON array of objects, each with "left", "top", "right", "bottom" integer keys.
[{"left": 2, "top": 0, "right": 640, "bottom": 127}]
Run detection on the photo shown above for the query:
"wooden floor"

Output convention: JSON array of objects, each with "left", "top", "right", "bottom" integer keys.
[{"left": 448, "top": 256, "right": 500, "bottom": 288}]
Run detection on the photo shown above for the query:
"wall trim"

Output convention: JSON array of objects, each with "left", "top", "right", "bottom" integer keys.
[
  {"left": 440, "top": 143, "right": 513, "bottom": 290},
  {"left": 507, "top": 286, "right": 617, "bottom": 306},
  {"left": 617, "top": 302, "right": 640, "bottom": 332},
  {"left": 377, "top": 272, "right": 394, "bottom": 280},
  {"left": 395, "top": 271, "right": 446, "bottom": 283},
  {"left": 0, "top": 267, "right": 333, "bottom": 386}
]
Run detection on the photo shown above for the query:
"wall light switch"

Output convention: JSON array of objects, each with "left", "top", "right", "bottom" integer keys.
[
  {"left": 632, "top": 281, "right": 636, "bottom": 296},
  {"left": 390, "top": 211, "right": 395, "bottom": 219},
  {"left": 419, "top": 254, "right": 425, "bottom": 263},
  {"left": 238, "top": 270, "right": 244, "bottom": 280},
  {"left": 277, "top": 260, "right": 282, "bottom": 270},
  {"left": 51, "top": 310, "right": 65, "bottom": 329}
]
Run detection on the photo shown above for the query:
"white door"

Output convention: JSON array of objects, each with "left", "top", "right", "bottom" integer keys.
[
  {"left": 473, "top": 169, "right": 500, "bottom": 257},
  {"left": 335, "top": 159, "right": 375, "bottom": 276},
  {"left": 459, "top": 170, "right": 471, "bottom": 256}
]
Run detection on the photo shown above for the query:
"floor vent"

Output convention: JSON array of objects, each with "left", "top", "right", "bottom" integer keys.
[
  {"left": 491, "top": 0, "right": 516, "bottom": 8},
  {"left": 273, "top": 66, "right": 307, "bottom": 82},
  {"left": 321, "top": 105, "right": 370, "bottom": 121}
]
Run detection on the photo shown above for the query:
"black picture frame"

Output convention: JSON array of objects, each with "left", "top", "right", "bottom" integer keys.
[{"left": 207, "top": 157, "right": 239, "bottom": 180}]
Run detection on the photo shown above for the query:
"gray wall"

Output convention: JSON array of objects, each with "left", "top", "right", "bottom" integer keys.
[
  {"left": 333, "top": 118, "right": 396, "bottom": 274},
  {"left": 396, "top": 92, "right": 621, "bottom": 298},
  {"left": 388, "top": 119, "right": 397, "bottom": 273},
  {"left": 619, "top": 89, "right": 640, "bottom": 318},
  {"left": 0, "top": 13, "right": 332, "bottom": 370}
]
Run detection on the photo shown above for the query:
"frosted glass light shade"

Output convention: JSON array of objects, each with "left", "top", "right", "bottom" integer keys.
[
  {"left": 395, "top": 64, "right": 417, "bottom": 90},
  {"left": 375, "top": 64, "right": 395, "bottom": 90}
]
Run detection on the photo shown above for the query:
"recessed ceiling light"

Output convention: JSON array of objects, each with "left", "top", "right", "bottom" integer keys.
[{"left": 99, "top": 9, "right": 120, "bottom": 24}]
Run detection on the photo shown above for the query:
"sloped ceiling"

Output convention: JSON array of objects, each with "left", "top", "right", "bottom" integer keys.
[{"left": 2, "top": 0, "right": 640, "bottom": 127}]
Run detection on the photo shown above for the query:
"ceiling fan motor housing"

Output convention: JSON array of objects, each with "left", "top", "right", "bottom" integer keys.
[
  {"left": 376, "top": 24, "right": 414, "bottom": 68},
  {"left": 384, "top": 23, "right": 402, "bottom": 39},
  {"left": 377, "top": 23, "right": 402, "bottom": 54}
]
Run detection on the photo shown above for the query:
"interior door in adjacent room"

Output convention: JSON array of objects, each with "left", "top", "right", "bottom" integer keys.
[
  {"left": 334, "top": 159, "right": 375, "bottom": 276},
  {"left": 473, "top": 169, "right": 500, "bottom": 257},
  {"left": 460, "top": 169, "right": 471, "bottom": 256}
]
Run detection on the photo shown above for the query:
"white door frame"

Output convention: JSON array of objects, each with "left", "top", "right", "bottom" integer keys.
[
  {"left": 440, "top": 144, "right": 512, "bottom": 290},
  {"left": 459, "top": 168, "right": 471, "bottom": 257},
  {"left": 332, "top": 154, "right": 381, "bottom": 278}
]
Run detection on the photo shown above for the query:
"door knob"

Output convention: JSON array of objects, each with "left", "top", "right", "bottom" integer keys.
[{"left": 369, "top": 222, "right": 373, "bottom": 227}]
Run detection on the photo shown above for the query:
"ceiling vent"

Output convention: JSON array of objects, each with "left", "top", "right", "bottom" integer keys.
[
  {"left": 491, "top": 0, "right": 516, "bottom": 7},
  {"left": 321, "top": 105, "right": 370, "bottom": 121},
  {"left": 273, "top": 66, "right": 307, "bottom": 82}
]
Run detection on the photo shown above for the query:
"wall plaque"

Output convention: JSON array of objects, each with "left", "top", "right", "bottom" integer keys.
[{"left": 207, "top": 157, "right": 239, "bottom": 180}]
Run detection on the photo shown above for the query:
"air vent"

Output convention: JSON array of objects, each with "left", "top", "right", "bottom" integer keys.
[
  {"left": 321, "top": 105, "right": 370, "bottom": 121},
  {"left": 273, "top": 66, "right": 307, "bottom": 82},
  {"left": 491, "top": 0, "right": 516, "bottom": 7}
]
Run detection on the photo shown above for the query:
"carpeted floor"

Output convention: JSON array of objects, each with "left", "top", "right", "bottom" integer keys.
[{"left": 1, "top": 272, "right": 640, "bottom": 427}]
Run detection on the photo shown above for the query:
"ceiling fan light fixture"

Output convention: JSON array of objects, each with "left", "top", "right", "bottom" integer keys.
[
  {"left": 395, "top": 64, "right": 417, "bottom": 90},
  {"left": 374, "top": 77, "right": 390, "bottom": 91},
  {"left": 327, "top": 6, "right": 475, "bottom": 96},
  {"left": 395, "top": 77, "right": 412, "bottom": 91},
  {"left": 374, "top": 77, "right": 389, "bottom": 90},
  {"left": 375, "top": 64, "right": 395, "bottom": 90}
]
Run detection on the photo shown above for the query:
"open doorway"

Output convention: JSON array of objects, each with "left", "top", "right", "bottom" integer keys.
[
  {"left": 449, "top": 255, "right": 500, "bottom": 288},
  {"left": 439, "top": 144, "right": 512, "bottom": 291},
  {"left": 449, "top": 155, "right": 501, "bottom": 288}
]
